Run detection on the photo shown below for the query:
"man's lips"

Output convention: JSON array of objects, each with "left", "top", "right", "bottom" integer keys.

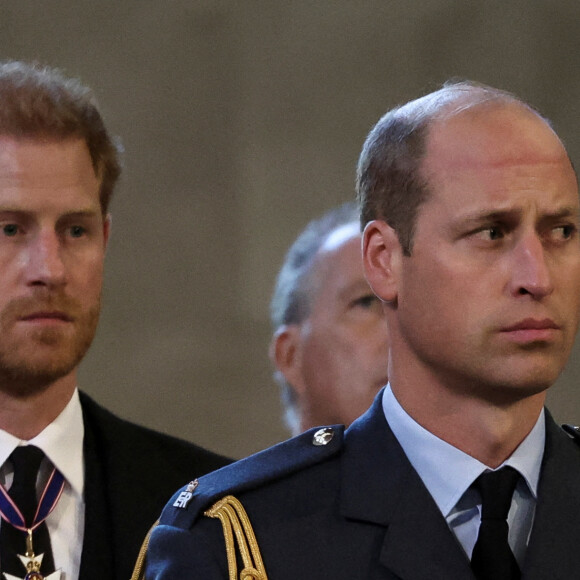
[
  {"left": 502, "top": 318, "right": 559, "bottom": 332},
  {"left": 500, "top": 318, "right": 560, "bottom": 342},
  {"left": 19, "top": 311, "right": 73, "bottom": 323}
]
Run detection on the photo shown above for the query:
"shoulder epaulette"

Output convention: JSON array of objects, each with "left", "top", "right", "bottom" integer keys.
[
  {"left": 204, "top": 495, "right": 268, "bottom": 579},
  {"left": 160, "top": 425, "right": 344, "bottom": 530}
]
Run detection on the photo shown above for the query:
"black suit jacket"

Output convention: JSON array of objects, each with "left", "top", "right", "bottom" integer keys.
[
  {"left": 147, "top": 390, "right": 580, "bottom": 579},
  {"left": 77, "top": 391, "right": 230, "bottom": 580}
]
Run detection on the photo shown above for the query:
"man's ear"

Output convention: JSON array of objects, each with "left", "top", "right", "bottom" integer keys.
[
  {"left": 362, "top": 220, "right": 402, "bottom": 303},
  {"left": 103, "top": 213, "right": 112, "bottom": 250},
  {"left": 269, "top": 325, "right": 306, "bottom": 396}
]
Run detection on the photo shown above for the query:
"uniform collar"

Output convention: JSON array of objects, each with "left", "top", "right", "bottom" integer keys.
[{"left": 382, "top": 383, "right": 544, "bottom": 518}]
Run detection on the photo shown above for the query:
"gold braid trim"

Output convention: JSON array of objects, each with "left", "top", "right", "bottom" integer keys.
[
  {"left": 130, "top": 519, "right": 159, "bottom": 580},
  {"left": 204, "top": 495, "right": 268, "bottom": 580}
]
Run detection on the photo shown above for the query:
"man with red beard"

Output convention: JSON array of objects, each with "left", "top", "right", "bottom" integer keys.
[{"left": 0, "top": 61, "right": 229, "bottom": 580}]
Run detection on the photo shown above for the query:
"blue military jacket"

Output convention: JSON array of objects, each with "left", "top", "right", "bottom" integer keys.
[{"left": 144, "top": 391, "right": 580, "bottom": 579}]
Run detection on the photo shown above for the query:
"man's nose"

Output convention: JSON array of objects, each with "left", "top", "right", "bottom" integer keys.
[
  {"left": 509, "top": 232, "right": 553, "bottom": 299},
  {"left": 24, "top": 231, "right": 66, "bottom": 288}
]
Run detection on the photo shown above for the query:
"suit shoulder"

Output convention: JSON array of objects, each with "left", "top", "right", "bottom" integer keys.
[
  {"left": 79, "top": 390, "right": 231, "bottom": 473},
  {"left": 160, "top": 425, "right": 345, "bottom": 531}
]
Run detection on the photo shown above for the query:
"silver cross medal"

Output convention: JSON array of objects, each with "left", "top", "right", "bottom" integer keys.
[{"left": 3, "top": 529, "right": 61, "bottom": 580}]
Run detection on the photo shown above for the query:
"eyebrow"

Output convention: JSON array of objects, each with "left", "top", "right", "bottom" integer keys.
[
  {"left": 457, "top": 206, "right": 580, "bottom": 227},
  {"left": 539, "top": 207, "right": 580, "bottom": 225},
  {"left": 0, "top": 208, "right": 100, "bottom": 218},
  {"left": 0, "top": 209, "right": 104, "bottom": 229},
  {"left": 57, "top": 210, "right": 101, "bottom": 219}
]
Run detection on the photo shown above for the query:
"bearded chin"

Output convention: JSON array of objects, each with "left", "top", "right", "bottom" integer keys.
[{"left": 0, "top": 306, "right": 99, "bottom": 399}]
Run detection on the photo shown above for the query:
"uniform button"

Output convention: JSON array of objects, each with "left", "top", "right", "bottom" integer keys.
[{"left": 312, "top": 427, "right": 334, "bottom": 446}]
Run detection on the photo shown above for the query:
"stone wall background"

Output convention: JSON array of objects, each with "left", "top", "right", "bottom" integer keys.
[{"left": 1, "top": 1, "right": 579, "bottom": 458}]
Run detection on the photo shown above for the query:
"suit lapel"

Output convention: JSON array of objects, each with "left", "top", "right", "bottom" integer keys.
[
  {"left": 340, "top": 396, "right": 474, "bottom": 580},
  {"left": 523, "top": 412, "right": 580, "bottom": 580},
  {"left": 78, "top": 393, "right": 146, "bottom": 580},
  {"left": 78, "top": 407, "right": 115, "bottom": 580},
  {"left": 76, "top": 392, "right": 232, "bottom": 579}
]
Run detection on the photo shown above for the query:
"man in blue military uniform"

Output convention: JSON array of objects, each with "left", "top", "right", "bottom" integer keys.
[{"left": 140, "top": 81, "right": 580, "bottom": 579}]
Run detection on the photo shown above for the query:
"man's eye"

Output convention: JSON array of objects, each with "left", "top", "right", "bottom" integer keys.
[
  {"left": 69, "top": 225, "right": 86, "bottom": 238},
  {"left": 485, "top": 227, "right": 503, "bottom": 240},
  {"left": 353, "top": 294, "right": 379, "bottom": 309},
  {"left": 472, "top": 226, "right": 504, "bottom": 241},
  {"left": 553, "top": 224, "right": 576, "bottom": 240},
  {"left": 2, "top": 224, "right": 19, "bottom": 236}
]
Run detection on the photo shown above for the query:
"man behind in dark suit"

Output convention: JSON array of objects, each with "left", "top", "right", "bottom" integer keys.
[
  {"left": 0, "top": 61, "right": 230, "bottom": 580},
  {"left": 144, "top": 81, "right": 580, "bottom": 579}
]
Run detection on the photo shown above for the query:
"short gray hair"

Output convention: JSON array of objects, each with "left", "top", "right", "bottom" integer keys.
[{"left": 270, "top": 201, "right": 360, "bottom": 432}]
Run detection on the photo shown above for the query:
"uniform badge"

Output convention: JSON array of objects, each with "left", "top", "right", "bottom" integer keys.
[
  {"left": 173, "top": 479, "right": 198, "bottom": 509},
  {"left": 312, "top": 427, "right": 334, "bottom": 446}
]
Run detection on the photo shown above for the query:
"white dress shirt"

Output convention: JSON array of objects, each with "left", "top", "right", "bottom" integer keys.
[
  {"left": 0, "top": 389, "right": 85, "bottom": 579},
  {"left": 382, "top": 384, "right": 544, "bottom": 567}
]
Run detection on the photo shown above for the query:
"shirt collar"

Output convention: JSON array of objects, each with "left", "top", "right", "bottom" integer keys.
[
  {"left": 0, "top": 389, "right": 84, "bottom": 498},
  {"left": 382, "top": 383, "right": 545, "bottom": 518}
]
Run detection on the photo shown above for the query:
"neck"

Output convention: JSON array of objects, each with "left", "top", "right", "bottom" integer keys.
[
  {"left": 0, "top": 376, "right": 77, "bottom": 440},
  {"left": 388, "top": 362, "right": 546, "bottom": 468},
  {"left": 398, "top": 388, "right": 544, "bottom": 467}
]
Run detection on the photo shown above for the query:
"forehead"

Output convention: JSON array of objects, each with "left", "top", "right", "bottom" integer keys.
[
  {"left": 0, "top": 136, "right": 100, "bottom": 210},
  {"left": 419, "top": 103, "right": 578, "bottom": 214},
  {"left": 423, "top": 103, "right": 572, "bottom": 180},
  {"left": 309, "top": 224, "right": 365, "bottom": 297},
  {"left": 320, "top": 222, "right": 360, "bottom": 253},
  {"left": 0, "top": 136, "right": 94, "bottom": 175}
]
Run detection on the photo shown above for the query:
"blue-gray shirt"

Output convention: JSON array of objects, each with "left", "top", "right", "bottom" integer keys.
[{"left": 382, "top": 383, "right": 544, "bottom": 567}]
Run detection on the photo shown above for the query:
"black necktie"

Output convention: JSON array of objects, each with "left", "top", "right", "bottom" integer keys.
[
  {"left": 0, "top": 446, "right": 55, "bottom": 576},
  {"left": 471, "top": 466, "right": 521, "bottom": 580}
]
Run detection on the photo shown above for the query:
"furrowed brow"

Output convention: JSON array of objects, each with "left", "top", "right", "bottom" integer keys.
[{"left": 454, "top": 208, "right": 521, "bottom": 231}]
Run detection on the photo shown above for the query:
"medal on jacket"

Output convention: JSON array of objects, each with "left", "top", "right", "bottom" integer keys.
[
  {"left": 2, "top": 530, "right": 61, "bottom": 579},
  {"left": 0, "top": 468, "right": 65, "bottom": 580}
]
